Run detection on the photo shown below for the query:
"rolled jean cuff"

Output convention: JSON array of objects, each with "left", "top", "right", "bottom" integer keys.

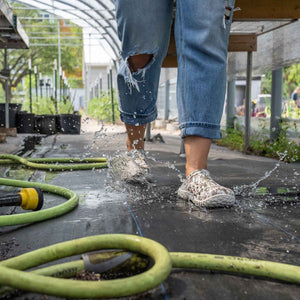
[
  {"left": 120, "top": 109, "right": 157, "bottom": 126},
  {"left": 180, "top": 122, "right": 222, "bottom": 140}
]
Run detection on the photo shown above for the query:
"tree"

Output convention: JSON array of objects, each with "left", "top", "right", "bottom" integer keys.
[
  {"left": 284, "top": 63, "right": 300, "bottom": 99},
  {"left": 260, "top": 71, "right": 272, "bottom": 94},
  {"left": 261, "top": 63, "right": 300, "bottom": 99},
  {"left": 0, "top": 2, "right": 83, "bottom": 102},
  {"left": 0, "top": 48, "right": 39, "bottom": 101}
]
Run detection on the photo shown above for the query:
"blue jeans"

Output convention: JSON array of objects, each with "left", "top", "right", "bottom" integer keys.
[{"left": 115, "top": 0, "right": 235, "bottom": 139}]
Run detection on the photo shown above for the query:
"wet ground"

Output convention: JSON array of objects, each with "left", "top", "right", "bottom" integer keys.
[{"left": 0, "top": 121, "right": 299, "bottom": 299}]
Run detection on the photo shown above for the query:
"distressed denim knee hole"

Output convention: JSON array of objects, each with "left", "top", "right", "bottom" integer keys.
[
  {"left": 128, "top": 54, "right": 154, "bottom": 73},
  {"left": 120, "top": 50, "right": 157, "bottom": 93}
]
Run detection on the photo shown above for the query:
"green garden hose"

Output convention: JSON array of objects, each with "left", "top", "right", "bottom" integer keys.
[
  {"left": 0, "top": 234, "right": 299, "bottom": 299},
  {"left": 0, "top": 154, "right": 106, "bottom": 225},
  {"left": 0, "top": 154, "right": 107, "bottom": 170},
  {"left": 0, "top": 155, "right": 300, "bottom": 298},
  {"left": 0, "top": 235, "right": 172, "bottom": 298},
  {"left": 0, "top": 178, "right": 78, "bottom": 226}
]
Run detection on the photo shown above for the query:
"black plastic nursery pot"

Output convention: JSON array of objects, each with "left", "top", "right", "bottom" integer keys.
[
  {"left": 35, "top": 114, "right": 57, "bottom": 135},
  {"left": 56, "top": 114, "right": 81, "bottom": 134},
  {"left": 16, "top": 111, "right": 35, "bottom": 133},
  {"left": 0, "top": 103, "right": 22, "bottom": 128}
]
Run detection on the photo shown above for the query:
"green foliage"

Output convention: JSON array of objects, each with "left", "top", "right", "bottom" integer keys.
[
  {"left": 287, "top": 64, "right": 300, "bottom": 83},
  {"left": 87, "top": 91, "right": 119, "bottom": 123},
  {"left": 216, "top": 123, "right": 300, "bottom": 163},
  {"left": 11, "top": 2, "right": 83, "bottom": 75},
  {"left": 282, "top": 100, "right": 300, "bottom": 119},
  {"left": 59, "top": 96, "right": 74, "bottom": 114},
  {"left": 261, "top": 63, "right": 300, "bottom": 100},
  {"left": 23, "top": 97, "right": 54, "bottom": 115},
  {"left": 249, "top": 122, "right": 300, "bottom": 162},
  {"left": 0, "top": 2, "right": 83, "bottom": 100},
  {"left": 284, "top": 63, "right": 300, "bottom": 98},
  {"left": 68, "top": 78, "right": 83, "bottom": 89},
  {"left": 260, "top": 71, "right": 272, "bottom": 95},
  {"left": 23, "top": 96, "right": 73, "bottom": 115},
  {"left": 217, "top": 129, "right": 244, "bottom": 152}
]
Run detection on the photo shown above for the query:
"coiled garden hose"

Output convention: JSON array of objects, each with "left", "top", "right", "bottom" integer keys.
[
  {"left": 0, "top": 178, "right": 78, "bottom": 226},
  {"left": 0, "top": 155, "right": 299, "bottom": 298},
  {"left": 0, "top": 154, "right": 107, "bottom": 171},
  {"left": 0, "top": 153, "right": 105, "bottom": 225},
  {"left": 0, "top": 234, "right": 299, "bottom": 299}
]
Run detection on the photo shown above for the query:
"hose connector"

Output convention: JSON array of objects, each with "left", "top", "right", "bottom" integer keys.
[{"left": 19, "top": 187, "right": 44, "bottom": 211}]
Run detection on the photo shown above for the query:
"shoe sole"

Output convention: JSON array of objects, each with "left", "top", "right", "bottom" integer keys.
[{"left": 178, "top": 188, "right": 235, "bottom": 208}]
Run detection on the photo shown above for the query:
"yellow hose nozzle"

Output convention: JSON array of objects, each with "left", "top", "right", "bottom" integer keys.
[{"left": 19, "top": 187, "right": 44, "bottom": 211}]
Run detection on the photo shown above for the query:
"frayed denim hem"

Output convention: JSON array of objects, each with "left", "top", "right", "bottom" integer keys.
[{"left": 180, "top": 123, "right": 222, "bottom": 139}]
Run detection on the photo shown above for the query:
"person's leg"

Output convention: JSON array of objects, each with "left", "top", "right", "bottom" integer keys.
[
  {"left": 115, "top": 0, "right": 173, "bottom": 151},
  {"left": 110, "top": 1, "right": 173, "bottom": 183},
  {"left": 176, "top": 0, "right": 236, "bottom": 206},
  {"left": 184, "top": 136, "right": 211, "bottom": 177},
  {"left": 126, "top": 124, "right": 146, "bottom": 151},
  {"left": 175, "top": 0, "right": 235, "bottom": 141}
]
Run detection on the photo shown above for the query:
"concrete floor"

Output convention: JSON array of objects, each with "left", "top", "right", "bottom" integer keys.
[{"left": 0, "top": 123, "right": 299, "bottom": 299}]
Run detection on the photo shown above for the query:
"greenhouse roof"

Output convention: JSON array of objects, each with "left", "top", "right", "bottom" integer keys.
[{"left": 7, "top": 0, "right": 300, "bottom": 69}]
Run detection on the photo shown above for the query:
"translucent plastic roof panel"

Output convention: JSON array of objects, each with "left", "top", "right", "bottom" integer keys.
[
  {"left": 11, "top": 0, "right": 119, "bottom": 59},
  {"left": 10, "top": 0, "right": 300, "bottom": 72}
]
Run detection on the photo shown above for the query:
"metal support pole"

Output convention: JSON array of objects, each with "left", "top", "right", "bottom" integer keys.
[
  {"left": 59, "top": 67, "right": 62, "bottom": 102},
  {"left": 164, "top": 80, "right": 170, "bottom": 121},
  {"left": 244, "top": 51, "right": 253, "bottom": 152},
  {"left": 97, "top": 79, "right": 100, "bottom": 99},
  {"left": 46, "top": 78, "right": 49, "bottom": 98},
  {"left": 110, "top": 68, "right": 115, "bottom": 124},
  {"left": 145, "top": 123, "right": 151, "bottom": 141},
  {"left": 226, "top": 79, "right": 236, "bottom": 130},
  {"left": 4, "top": 49, "right": 9, "bottom": 128},
  {"left": 270, "top": 68, "right": 283, "bottom": 141},
  {"left": 34, "top": 66, "right": 38, "bottom": 103},
  {"left": 28, "top": 59, "right": 32, "bottom": 114},
  {"left": 58, "top": 18, "right": 61, "bottom": 102},
  {"left": 179, "top": 139, "right": 185, "bottom": 156},
  {"left": 107, "top": 72, "right": 110, "bottom": 92},
  {"left": 54, "top": 60, "right": 58, "bottom": 114},
  {"left": 39, "top": 73, "right": 43, "bottom": 98},
  {"left": 100, "top": 77, "right": 102, "bottom": 98},
  {"left": 85, "top": 66, "right": 89, "bottom": 107}
]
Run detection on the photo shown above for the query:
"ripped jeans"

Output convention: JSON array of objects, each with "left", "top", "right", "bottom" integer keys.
[{"left": 115, "top": 0, "right": 235, "bottom": 139}]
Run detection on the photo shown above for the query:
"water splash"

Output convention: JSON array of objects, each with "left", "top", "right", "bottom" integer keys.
[
  {"left": 145, "top": 152, "right": 185, "bottom": 182},
  {"left": 233, "top": 151, "right": 288, "bottom": 197}
]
